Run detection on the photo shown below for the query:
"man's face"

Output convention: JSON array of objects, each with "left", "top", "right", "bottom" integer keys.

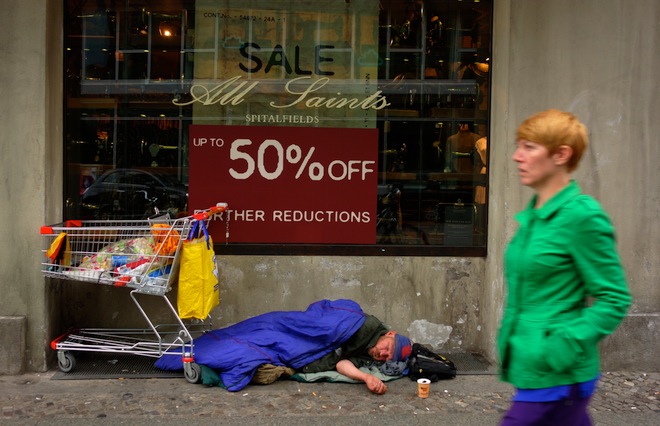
[{"left": 368, "top": 334, "right": 396, "bottom": 361}]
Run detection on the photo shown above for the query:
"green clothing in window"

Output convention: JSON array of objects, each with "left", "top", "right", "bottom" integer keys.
[
  {"left": 498, "top": 180, "right": 631, "bottom": 390},
  {"left": 299, "top": 314, "right": 388, "bottom": 373}
]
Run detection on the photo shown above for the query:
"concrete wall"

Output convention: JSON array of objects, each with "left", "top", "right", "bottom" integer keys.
[
  {"left": 0, "top": 0, "right": 657, "bottom": 374},
  {"left": 487, "top": 0, "right": 659, "bottom": 370},
  {"left": 0, "top": 0, "right": 62, "bottom": 373},
  {"left": 51, "top": 257, "right": 488, "bottom": 354}
]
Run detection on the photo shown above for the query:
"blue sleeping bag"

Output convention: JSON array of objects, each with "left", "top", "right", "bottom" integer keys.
[{"left": 155, "top": 299, "right": 366, "bottom": 391}]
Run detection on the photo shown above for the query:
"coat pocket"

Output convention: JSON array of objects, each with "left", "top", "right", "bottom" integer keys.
[
  {"left": 508, "top": 323, "right": 552, "bottom": 380},
  {"left": 544, "top": 329, "right": 585, "bottom": 373}
]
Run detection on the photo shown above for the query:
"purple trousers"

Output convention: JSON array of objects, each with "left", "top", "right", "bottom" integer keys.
[{"left": 500, "top": 385, "right": 593, "bottom": 426}]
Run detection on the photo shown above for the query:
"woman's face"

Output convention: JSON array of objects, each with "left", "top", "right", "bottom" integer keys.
[{"left": 512, "top": 139, "right": 558, "bottom": 189}]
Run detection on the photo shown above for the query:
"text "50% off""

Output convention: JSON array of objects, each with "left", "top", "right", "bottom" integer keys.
[{"left": 215, "top": 139, "right": 375, "bottom": 182}]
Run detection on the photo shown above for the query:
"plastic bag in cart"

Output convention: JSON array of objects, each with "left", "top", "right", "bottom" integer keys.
[
  {"left": 177, "top": 220, "right": 219, "bottom": 320},
  {"left": 46, "top": 232, "right": 71, "bottom": 267}
]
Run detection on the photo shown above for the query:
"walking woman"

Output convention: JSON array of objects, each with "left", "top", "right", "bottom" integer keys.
[{"left": 498, "top": 109, "right": 632, "bottom": 425}]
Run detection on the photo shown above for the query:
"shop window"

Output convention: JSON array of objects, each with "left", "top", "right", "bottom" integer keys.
[{"left": 64, "top": 0, "right": 492, "bottom": 256}]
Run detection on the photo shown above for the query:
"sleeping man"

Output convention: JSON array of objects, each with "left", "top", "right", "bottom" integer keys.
[
  {"left": 298, "top": 313, "right": 412, "bottom": 394},
  {"left": 154, "top": 299, "right": 412, "bottom": 394}
]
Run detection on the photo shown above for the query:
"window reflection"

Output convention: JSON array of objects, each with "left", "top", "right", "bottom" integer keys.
[{"left": 64, "top": 0, "right": 491, "bottom": 251}]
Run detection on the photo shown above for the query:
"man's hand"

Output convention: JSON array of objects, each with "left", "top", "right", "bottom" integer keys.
[
  {"left": 364, "top": 374, "right": 388, "bottom": 394},
  {"left": 336, "top": 359, "right": 388, "bottom": 394}
]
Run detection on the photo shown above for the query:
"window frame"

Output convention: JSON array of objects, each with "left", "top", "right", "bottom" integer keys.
[{"left": 63, "top": 0, "right": 491, "bottom": 257}]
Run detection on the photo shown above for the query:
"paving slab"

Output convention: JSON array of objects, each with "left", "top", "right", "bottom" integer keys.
[{"left": 0, "top": 370, "right": 657, "bottom": 425}]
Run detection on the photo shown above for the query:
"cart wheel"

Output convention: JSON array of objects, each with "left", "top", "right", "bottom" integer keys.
[
  {"left": 184, "top": 362, "right": 202, "bottom": 384},
  {"left": 58, "top": 351, "right": 76, "bottom": 373}
]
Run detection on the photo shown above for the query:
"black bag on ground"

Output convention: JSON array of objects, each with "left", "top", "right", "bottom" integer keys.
[{"left": 407, "top": 343, "right": 457, "bottom": 381}]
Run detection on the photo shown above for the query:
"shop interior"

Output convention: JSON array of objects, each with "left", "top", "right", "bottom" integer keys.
[{"left": 64, "top": 0, "right": 491, "bottom": 248}]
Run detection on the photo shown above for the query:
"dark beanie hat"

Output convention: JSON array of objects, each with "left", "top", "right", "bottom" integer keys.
[{"left": 393, "top": 334, "right": 412, "bottom": 362}]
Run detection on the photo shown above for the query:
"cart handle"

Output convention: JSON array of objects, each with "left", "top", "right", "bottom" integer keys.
[
  {"left": 40, "top": 220, "right": 82, "bottom": 234},
  {"left": 193, "top": 203, "right": 228, "bottom": 221}
]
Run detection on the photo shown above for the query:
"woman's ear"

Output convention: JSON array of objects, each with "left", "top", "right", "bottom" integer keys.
[{"left": 553, "top": 145, "right": 573, "bottom": 166}]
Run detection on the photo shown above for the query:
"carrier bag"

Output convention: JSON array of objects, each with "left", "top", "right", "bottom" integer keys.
[
  {"left": 177, "top": 220, "right": 219, "bottom": 319},
  {"left": 407, "top": 343, "right": 457, "bottom": 381},
  {"left": 46, "top": 232, "right": 71, "bottom": 267}
]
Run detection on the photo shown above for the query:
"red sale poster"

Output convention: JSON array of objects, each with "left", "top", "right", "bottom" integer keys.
[{"left": 189, "top": 125, "right": 378, "bottom": 244}]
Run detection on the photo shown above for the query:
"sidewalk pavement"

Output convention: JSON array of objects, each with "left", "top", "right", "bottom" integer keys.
[{"left": 1, "top": 370, "right": 658, "bottom": 425}]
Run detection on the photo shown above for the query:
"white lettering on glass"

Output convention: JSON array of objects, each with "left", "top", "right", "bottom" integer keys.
[
  {"left": 173, "top": 76, "right": 389, "bottom": 111},
  {"left": 173, "top": 76, "right": 258, "bottom": 106},
  {"left": 270, "top": 77, "right": 390, "bottom": 110}
]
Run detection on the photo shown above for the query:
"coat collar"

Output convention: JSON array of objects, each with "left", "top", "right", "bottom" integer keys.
[{"left": 515, "top": 180, "right": 581, "bottom": 225}]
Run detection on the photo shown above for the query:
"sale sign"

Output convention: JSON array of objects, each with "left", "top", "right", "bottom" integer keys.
[{"left": 188, "top": 125, "right": 378, "bottom": 244}]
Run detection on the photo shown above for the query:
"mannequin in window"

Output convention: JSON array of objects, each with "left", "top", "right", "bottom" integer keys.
[
  {"left": 444, "top": 123, "right": 481, "bottom": 173},
  {"left": 474, "top": 136, "right": 488, "bottom": 236},
  {"left": 474, "top": 136, "right": 487, "bottom": 204}
]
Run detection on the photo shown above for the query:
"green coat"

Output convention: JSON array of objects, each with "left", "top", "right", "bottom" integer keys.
[{"left": 498, "top": 181, "right": 631, "bottom": 389}]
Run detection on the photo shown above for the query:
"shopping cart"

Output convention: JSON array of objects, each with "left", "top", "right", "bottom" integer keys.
[{"left": 40, "top": 203, "right": 228, "bottom": 383}]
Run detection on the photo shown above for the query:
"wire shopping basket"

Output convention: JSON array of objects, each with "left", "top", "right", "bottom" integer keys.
[{"left": 40, "top": 203, "right": 228, "bottom": 383}]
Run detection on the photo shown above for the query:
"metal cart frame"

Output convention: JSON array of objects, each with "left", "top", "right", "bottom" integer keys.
[{"left": 40, "top": 203, "right": 227, "bottom": 383}]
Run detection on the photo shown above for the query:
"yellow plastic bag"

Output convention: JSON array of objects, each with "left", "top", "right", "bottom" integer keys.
[{"left": 177, "top": 221, "right": 219, "bottom": 319}]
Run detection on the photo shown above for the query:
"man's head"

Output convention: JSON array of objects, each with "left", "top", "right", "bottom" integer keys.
[{"left": 368, "top": 331, "right": 412, "bottom": 362}]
